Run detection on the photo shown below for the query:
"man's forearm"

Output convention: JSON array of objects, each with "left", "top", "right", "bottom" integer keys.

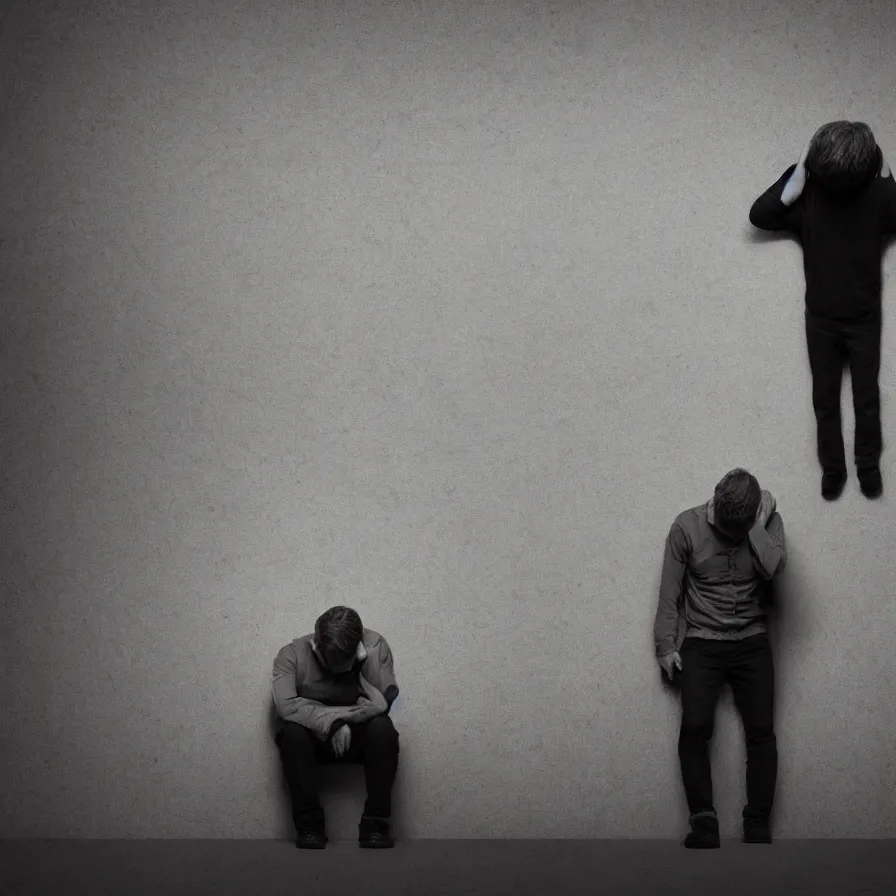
[
  {"left": 654, "top": 568, "right": 685, "bottom": 657},
  {"left": 654, "top": 596, "right": 681, "bottom": 658},
  {"left": 326, "top": 702, "right": 384, "bottom": 738},
  {"left": 750, "top": 165, "right": 800, "bottom": 229},
  {"left": 780, "top": 165, "right": 807, "bottom": 206},
  {"left": 275, "top": 695, "right": 331, "bottom": 738},
  {"left": 654, "top": 531, "right": 687, "bottom": 657},
  {"left": 748, "top": 513, "right": 787, "bottom": 579},
  {"left": 780, "top": 137, "right": 814, "bottom": 205}
]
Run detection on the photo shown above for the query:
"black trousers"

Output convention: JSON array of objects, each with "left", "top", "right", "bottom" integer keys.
[
  {"left": 678, "top": 633, "right": 777, "bottom": 820},
  {"left": 275, "top": 715, "right": 399, "bottom": 833},
  {"left": 805, "top": 310, "right": 882, "bottom": 471}
]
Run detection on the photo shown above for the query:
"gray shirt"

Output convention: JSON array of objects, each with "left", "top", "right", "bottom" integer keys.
[{"left": 653, "top": 496, "right": 787, "bottom": 657}]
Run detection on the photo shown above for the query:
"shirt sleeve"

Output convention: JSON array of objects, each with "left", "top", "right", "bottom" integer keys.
[
  {"left": 748, "top": 512, "right": 787, "bottom": 580},
  {"left": 272, "top": 646, "right": 345, "bottom": 740},
  {"left": 654, "top": 521, "right": 690, "bottom": 657},
  {"left": 749, "top": 165, "right": 803, "bottom": 232},
  {"left": 376, "top": 635, "right": 400, "bottom": 707},
  {"left": 880, "top": 165, "right": 896, "bottom": 234}
]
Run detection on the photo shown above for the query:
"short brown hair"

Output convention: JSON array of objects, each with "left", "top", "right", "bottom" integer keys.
[
  {"left": 714, "top": 468, "right": 761, "bottom": 531},
  {"left": 315, "top": 606, "right": 363, "bottom": 663}
]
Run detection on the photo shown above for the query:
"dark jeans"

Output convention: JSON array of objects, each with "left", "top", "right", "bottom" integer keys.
[
  {"left": 275, "top": 715, "right": 399, "bottom": 833},
  {"left": 678, "top": 633, "right": 777, "bottom": 820},
  {"left": 805, "top": 310, "right": 882, "bottom": 471}
]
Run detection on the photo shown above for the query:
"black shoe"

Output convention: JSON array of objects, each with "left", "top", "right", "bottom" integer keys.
[
  {"left": 821, "top": 469, "right": 847, "bottom": 500},
  {"left": 743, "top": 816, "right": 772, "bottom": 844},
  {"left": 683, "top": 812, "right": 720, "bottom": 849},
  {"left": 296, "top": 828, "right": 327, "bottom": 849},
  {"left": 858, "top": 466, "right": 882, "bottom": 499},
  {"left": 359, "top": 815, "right": 395, "bottom": 848}
]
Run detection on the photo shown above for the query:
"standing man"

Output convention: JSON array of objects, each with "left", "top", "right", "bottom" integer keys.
[
  {"left": 272, "top": 605, "right": 400, "bottom": 849},
  {"left": 654, "top": 468, "right": 787, "bottom": 848},
  {"left": 750, "top": 121, "right": 896, "bottom": 500}
]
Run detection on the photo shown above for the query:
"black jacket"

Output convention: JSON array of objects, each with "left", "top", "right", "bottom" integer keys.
[{"left": 749, "top": 151, "right": 896, "bottom": 322}]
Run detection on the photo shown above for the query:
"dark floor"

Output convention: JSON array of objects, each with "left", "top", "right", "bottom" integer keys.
[{"left": 1, "top": 839, "right": 894, "bottom": 896}]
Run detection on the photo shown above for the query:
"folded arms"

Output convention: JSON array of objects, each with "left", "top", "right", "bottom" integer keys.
[{"left": 272, "top": 638, "right": 399, "bottom": 741}]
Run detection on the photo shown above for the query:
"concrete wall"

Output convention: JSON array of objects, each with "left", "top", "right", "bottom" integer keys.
[{"left": 2, "top": 0, "right": 895, "bottom": 840}]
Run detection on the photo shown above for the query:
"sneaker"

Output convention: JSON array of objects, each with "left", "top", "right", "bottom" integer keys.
[
  {"left": 683, "top": 812, "right": 720, "bottom": 849},
  {"left": 858, "top": 467, "right": 882, "bottom": 499},
  {"left": 821, "top": 469, "right": 847, "bottom": 500},
  {"left": 359, "top": 815, "right": 395, "bottom": 848}
]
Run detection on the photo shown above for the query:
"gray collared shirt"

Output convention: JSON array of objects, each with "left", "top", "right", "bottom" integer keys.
[{"left": 654, "top": 497, "right": 787, "bottom": 657}]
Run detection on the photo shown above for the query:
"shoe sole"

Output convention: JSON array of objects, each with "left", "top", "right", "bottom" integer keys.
[
  {"left": 683, "top": 835, "right": 720, "bottom": 849},
  {"left": 296, "top": 835, "right": 327, "bottom": 850}
]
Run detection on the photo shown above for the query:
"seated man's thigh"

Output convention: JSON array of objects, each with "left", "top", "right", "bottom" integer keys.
[{"left": 344, "top": 715, "right": 399, "bottom": 760}]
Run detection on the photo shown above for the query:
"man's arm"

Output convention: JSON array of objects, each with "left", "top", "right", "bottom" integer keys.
[
  {"left": 749, "top": 164, "right": 805, "bottom": 231},
  {"left": 879, "top": 149, "right": 896, "bottom": 234},
  {"left": 654, "top": 521, "right": 690, "bottom": 658},
  {"left": 271, "top": 647, "right": 363, "bottom": 741},
  {"left": 375, "top": 635, "right": 400, "bottom": 712},
  {"left": 748, "top": 511, "right": 787, "bottom": 580}
]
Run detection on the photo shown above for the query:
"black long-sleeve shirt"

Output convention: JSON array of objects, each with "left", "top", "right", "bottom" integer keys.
[{"left": 749, "top": 156, "right": 896, "bottom": 322}]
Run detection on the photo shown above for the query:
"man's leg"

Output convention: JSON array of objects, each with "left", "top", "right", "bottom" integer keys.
[
  {"left": 343, "top": 715, "right": 400, "bottom": 847},
  {"left": 846, "top": 317, "right": 883, "bottom": 494},
  {"left": 275, "top": 722, "right": 329, "bottom": 844},
  {"left": 805, "top": 312, "right": 848, "bottom": 474},
  {"left": 678, "top": 638, "right": 726, "bottom": 846},
  {"left": 729, "top": 633, "right": 777, "bottom": 843}
]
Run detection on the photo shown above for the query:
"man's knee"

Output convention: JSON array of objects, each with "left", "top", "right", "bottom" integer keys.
[
  {"left": 366, "top": 714, "right": 399, "bottom": 747},
  {"left": 743, "top": 716, "right": 776, "bottom": 745},
  {"left": 277, "top": 721, "right": 316, "bottom": 751},
  {"left": 854, "top": 391, "right": 881, "bottom": 413},
  {"left": 678, "top": 716, "right": 714, "bottom": 745}
]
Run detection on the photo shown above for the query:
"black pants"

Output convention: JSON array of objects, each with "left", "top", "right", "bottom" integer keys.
[
  {"left": 275, "top": 715, "right": 399, "bottom": 833},
  {"left": 805, "top": 310, "right": 882, "bottom": 471},
  {"left": 678, "top": 633, "right": 777, "bottom": 820}
]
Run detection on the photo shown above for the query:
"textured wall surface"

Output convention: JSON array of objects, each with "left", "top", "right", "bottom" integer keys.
[{"left": 2, "top": 0, "right": 895, "bottom": 840}]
